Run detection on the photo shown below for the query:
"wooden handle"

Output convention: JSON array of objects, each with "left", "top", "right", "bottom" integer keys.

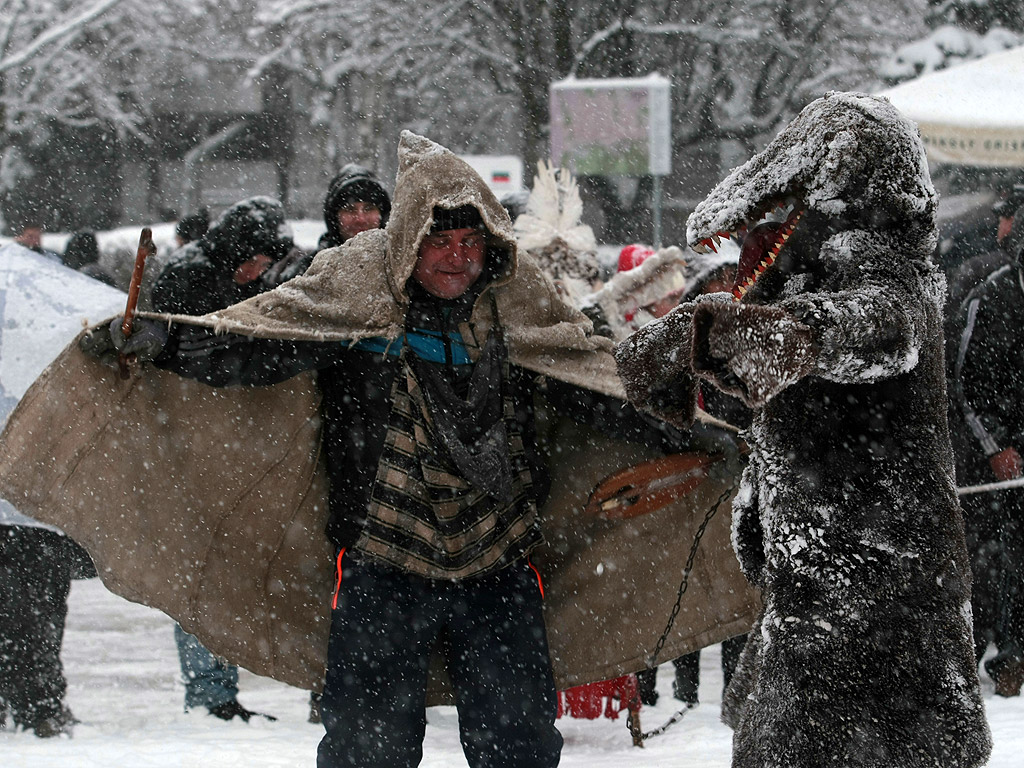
[{"left": 118, "top": 227, "right": 156, "bottom": 379}]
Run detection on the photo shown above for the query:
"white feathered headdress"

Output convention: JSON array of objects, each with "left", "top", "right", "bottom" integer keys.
[
  {"left": 514, "top": 160, "right": 598, "bottom": 255},
  {"left": 514, "top": 161, "right": 602, "bottom": 305}
]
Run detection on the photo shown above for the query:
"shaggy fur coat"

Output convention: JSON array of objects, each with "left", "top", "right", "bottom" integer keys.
[{"left": 616, "top": 92, "right": 990, "bottom": 768}]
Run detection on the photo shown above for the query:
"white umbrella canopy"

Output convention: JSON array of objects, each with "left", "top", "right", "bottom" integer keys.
[
  {"left": 880, "top": 46, "right": 1024, "bottom": 167},
  {"left": 0, "top": 242, "right": 127, "bottom": 526}
]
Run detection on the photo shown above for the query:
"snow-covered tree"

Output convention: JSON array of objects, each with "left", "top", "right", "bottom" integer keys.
[
  {"left": 0, "top": 0, "right": 166, "bottom": 226},
  {"left": 880, "top": 0, "right": 1023, "bottom": 83},
  {"left": 251, "top": 0, "right": 924, "bottom": 172}
]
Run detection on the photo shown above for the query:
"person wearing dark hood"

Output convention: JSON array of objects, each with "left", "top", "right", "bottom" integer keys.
[
  {"left": 78, "top": 131, "right": 687, "bottom": 767},
  {"left": 254, "top": 164, "right": 391, "bottom": 295},
  {"left": 151, "top": 196, "right": 297, "bottom": 317},
  {"left": 149, "top": 196, "right": 295, "bottom": 723},
  {"left": 318, "top": 163, "right": 391, "bottom": 251},
  {"left": 62, "top": 231, "right": 116, "bottom": 287},
  {"left": 947, "top": 202, "right": 1024, "bottom": 697}
]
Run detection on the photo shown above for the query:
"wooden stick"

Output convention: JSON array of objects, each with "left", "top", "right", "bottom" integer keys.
[{"left": 118, "top": 227, "right": 156, "bottom": 379}]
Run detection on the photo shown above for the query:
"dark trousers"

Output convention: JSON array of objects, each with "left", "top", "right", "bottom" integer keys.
[
  {"left": 317, "top": 554, "right": 562, "bottom": 768},
  {"left": 964, "top": 489, "right": 1024, "bottom": 674},
  {"left": 988, "top": 507, "right": 1024, "bottom": 674},
  {"left": 636, "top": 633, "right": 747, "bottom": 704},
  {"left": 0, "top": 525, "right": 71, "bottom": 728}
]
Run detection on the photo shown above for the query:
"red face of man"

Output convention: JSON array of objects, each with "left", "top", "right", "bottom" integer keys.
[
  {"left": 412, "top": 227, "right": 486, "bottom": 299},
  {"left": 337, "top": 202, "right": 382, "bottom": 240},
  {"left": 233, "top": 253, "right": 274, "bottom": 285},
  {"left": 15, "top": 227, "right": 43, "bottom": 250},
  {"left": 998, "top": 215, "right": 1015, "bottom": 244}
]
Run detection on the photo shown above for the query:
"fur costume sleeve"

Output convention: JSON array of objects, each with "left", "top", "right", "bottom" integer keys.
[
  {"left": 692, "top": 302, "right": 816, "bottom": 408},
  {"left": 778, "top": 231, "right": 938, "bottom": 385},
  {"left": 613, "top": 302, "right": 700, "bottom": 428}
]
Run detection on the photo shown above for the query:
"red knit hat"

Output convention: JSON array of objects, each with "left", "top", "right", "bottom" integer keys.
[{"left": 617, "top": 243, "right": 656, "bottom": 273}]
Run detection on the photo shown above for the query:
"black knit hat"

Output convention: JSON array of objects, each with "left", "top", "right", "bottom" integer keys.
[
  {"left": 204, "top": 197, "right": 293, "bottom": 271},
  {"left": 430, "top": 205, "right": 483, "bottom": 233},
  {"left": 321, "top": 164, "right": 391, "bottom": 248},
  {"left": 176, "top": 209, "right": 210, "bottom": 243}
]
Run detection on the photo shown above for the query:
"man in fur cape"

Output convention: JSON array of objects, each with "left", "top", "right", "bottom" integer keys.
[
  {"left": 615, "top": 92, "right": 991, "bottom": 768},
  {"left": 0, "top": 132, "right": 756, "bottom": 765}
]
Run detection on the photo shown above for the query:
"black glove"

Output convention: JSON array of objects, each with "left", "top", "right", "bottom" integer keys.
[
  {"left": 109, "top": 317, "right": 168, "bottom": 361},
  {"left": 79, "top": 317, "right": 168, "bottom": 364}
]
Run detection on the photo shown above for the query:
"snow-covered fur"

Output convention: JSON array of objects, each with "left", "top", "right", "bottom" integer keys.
[{"left": 615, "top": 92, "right": 991, "bottom": 768}]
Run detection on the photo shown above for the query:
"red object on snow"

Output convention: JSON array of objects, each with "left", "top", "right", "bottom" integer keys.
[
  {"left": 617, "top": 244, "right": 656, "bottom": 273},
  {"left": 557, "top": 674, "right": 641, "bottom": 720}
]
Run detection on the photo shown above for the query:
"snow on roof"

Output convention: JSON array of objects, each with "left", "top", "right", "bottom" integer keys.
[
  {"left": 880, "top": 46, "right": 1024, "bottom": 167},
  {"left": 881, "top": 45, "right": 1024, "bottom": 129}
]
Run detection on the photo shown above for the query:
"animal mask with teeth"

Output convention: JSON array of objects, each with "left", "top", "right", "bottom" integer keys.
[{"left": 687, "top": 91, "right": 937, "bottom": 300}]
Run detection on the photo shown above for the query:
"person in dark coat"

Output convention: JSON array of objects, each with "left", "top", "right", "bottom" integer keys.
[
  {"left": 150, "top": 196, "right": 297, "bottom": 723},
  {"left": 318, "top": 163, "right": 391, "bottom": 251},
  {"left": 615, "top": 92, "right": 990, "bottom": 768},
  {"left": 258, "top": 163, "right": 391, "bottom": 294},
  {"left": 946, "top": 223, "right": 1024, "bottom": 697},
  {"left": 152, "top": 197, "right": 298, "bottom": 317}
]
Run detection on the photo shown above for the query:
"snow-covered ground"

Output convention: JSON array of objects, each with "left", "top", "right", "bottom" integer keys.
[{"left": 0, "top": 578, "right": 1020, "bottom": 767}]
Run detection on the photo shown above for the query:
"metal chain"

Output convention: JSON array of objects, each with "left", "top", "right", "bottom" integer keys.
[
  {"left": 638, "top": 701, "right": 697, "bottom": 741},
  {"left": 633, "top": 476, "right": 740, "bottom": 743},
  {"left": 647, "top": 478, "right": 739, "bottom": 667}
]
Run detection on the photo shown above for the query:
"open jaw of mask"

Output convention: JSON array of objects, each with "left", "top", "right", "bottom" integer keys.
[{"left": 691, "top": 198, "right": 806, "bottom": 301}]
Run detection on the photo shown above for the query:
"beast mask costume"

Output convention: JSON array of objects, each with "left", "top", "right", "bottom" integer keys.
[{"left": 615, "top": 92, "right": 990, "bottom": 768}]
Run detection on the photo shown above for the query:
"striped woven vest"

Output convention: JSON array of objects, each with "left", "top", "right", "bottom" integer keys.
[{"left": 355, "top": 337, "right": 542, "bottom": 579}]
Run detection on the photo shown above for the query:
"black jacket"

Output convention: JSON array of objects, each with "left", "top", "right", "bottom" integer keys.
[
  {"left": 948, "top": 262, "right": 1024, "bottom": 482},
  {"left": 151, "top": 197, "right": 297, "bottom": 315}
]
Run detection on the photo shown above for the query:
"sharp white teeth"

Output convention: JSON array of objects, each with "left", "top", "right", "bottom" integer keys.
[
  {"left": 712, "top": 234, "right": 722, "bottom": 246},
  {"left": 692, "top": 242, "right": 709, "bottom": 254}
]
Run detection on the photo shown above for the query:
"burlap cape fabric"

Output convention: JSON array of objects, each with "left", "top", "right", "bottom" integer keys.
[{"left": 0, "top": 132, "right": 758, "bottom": 693}]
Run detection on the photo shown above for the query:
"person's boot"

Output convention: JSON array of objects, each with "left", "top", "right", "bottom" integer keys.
[
  {"left": 31, "top": 707, "right": 75, "bottom": 738},
  {"left": 635, "top": 668, "right": 659, "bottom": 706},
  {"left": 207, "top": 699, "right": 277, "bottom": 722},
  {"left": 994, "top": 659, "right": 1024, "bottom": 697},
  {"left": 672, "top": 675, "right": 699, "bottom": 705}
]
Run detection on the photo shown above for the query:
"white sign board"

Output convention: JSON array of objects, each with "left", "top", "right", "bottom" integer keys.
[
  {"left": 458, "top": 155, "right": 525, "bottom": 197},
  {"left": 550, "top": 75, "right": 671, "bottom": 176}
]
